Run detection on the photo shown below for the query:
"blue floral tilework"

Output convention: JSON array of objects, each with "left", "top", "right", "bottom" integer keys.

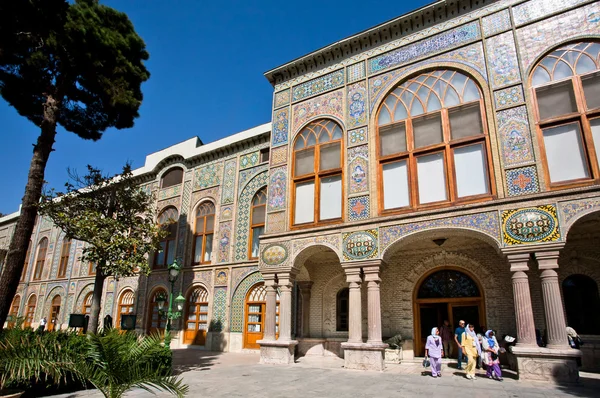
[
  {"left": 506, "top": 166, "right": 540, "bottom": 197},
  {"left": 348, "top": 196, "right": 370, "bottom": 221},
  {"left": 292, "top": 70, "right": 345, "bottom": 102},
  {"left": 347, "top": 62, "right": 366, "bottom": 83},
  {"left": 494, "top": 85, "right": 524, "bottom": 109},
  {"left": 482, "top": 9, "right": 512, "bottom": 37}
]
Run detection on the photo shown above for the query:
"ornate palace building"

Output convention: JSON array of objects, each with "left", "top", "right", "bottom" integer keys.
[{"left": 2, "top": 0, "right": 600, "bottom": 382}]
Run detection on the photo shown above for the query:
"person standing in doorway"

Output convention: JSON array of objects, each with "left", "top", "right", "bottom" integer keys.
[
  {"left": 461, "top": 324, "right": 482, "bottom": 380},
  {"left": 425, "top": 327, "right": 444, "bottom": 378},
  {"left": 37, "top": 317, "right": 47, "bottom": 332},
  {"left": 440, "top": 320, "right": 453, "bottom": 358},
  {"left": 454, "top": 319, "right": 466, "bottom": 369}
]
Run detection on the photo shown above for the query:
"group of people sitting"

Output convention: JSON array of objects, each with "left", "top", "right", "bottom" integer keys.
[{"left": 425, "top": 319, "right": 503, "bottom": 380}]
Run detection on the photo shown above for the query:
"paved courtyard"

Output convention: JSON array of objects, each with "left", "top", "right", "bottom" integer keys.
[{"left": 55, "top": 350, "right": 600, "bottom": 398}]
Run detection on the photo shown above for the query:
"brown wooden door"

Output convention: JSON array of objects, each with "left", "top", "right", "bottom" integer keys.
[
  {"left": 147, "top": 289, "right": 167, "bottom": 335},
  {"left": 47, "top": 295, "right": 61, "bottom": 331},
  {"left": 24, "top": 295, "right": 36, "bottom": 328},
  {"left": 243, "top": 284, "right": 279, "bottom": 349},
  {"left": 183, "top": 287, "right": 209, "bottom": 345}
]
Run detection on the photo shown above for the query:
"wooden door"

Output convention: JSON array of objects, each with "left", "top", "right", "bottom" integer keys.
[
  {"left": 47, "top": 295, "right": 61, "bottom": 331},
  {"left": 243, "top": 284, "right": 279, "bottom": 349},
  {"left": 24, "top": 295, "right": 36, "bottom": 328},
  {"left": 183, "top": 287, "right": 209, "bottom": 345},
  {"left": 147, "top": 289, "right": 167, "bottom": 335},
  {"left": 8, "top": 296, "right": 20, "bottom": 328}
]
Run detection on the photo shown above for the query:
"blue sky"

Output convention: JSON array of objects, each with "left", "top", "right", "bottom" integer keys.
[{"left": 0, "top": 0, "right": 430, "bottom": 214}]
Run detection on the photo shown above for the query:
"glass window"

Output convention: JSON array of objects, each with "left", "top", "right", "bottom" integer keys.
[
  {"left": 154, "top": 207, "right": 178, "bottom": 268},
  {"left": 536, "top": 81, "right": 578, "bottom": 120},
  {"left": 542, "top": 123, "right": 589, "bottom": 183},
  {"left": 33, "top": 238, "right": 48, "bottom": 280},
  {"left": 582, "top": 72, "right": 600, "bottom": 110},
  {"left": 319, "top": 175, "right": 342, "bottom": 220},
  {"left": 453, "top": 144, "right": 489, "bottom": 197},
  {"left": 294, "top": 181, "right": 315, "bottom": 224},
  {"left": 58, "top": 238, "right": 71, "bottom": 278},
  {"left": 160, "top": 168, "right": 183, "bottom": 189},
  {"left": 382, "top": 161, "right": 410, "bottom": 209},
  {"left": 194, "top": 202, "right": 215, "bottom": 264},
  {"left": 249, "top": 187, "right": 266, "bottom": 259},
  {"left": 379, "top": 123, "right": 407, "bottom": 156},
  {"left": 417, "top": 153, "right": 447, "bottom": 204}
]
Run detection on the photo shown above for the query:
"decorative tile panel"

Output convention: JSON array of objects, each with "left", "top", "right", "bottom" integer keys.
[
  {"left": 210, "top": 287, "right": 227, "bottom": 332},
  {"left": 482, "top": 9, "right": 512, "bottom": 37},
  {"left": 274, "top": 89, "right": 291, "bottom": 109},
  {"left": 231, "top": 266, "right": 259, "bottom": 293},
  {"left": 220, "top": 205, "right": 233, "bottom": 221},
  {"left": 157, "top": 185, "right": 181, "bottom": 200},
  {"left": 347, "top": 127, "right": 368, "bottom": 147},
  {"left": 506, "top": 166, "right": 540, "bottom": 197},
  {"left": 346, "top": 81, "right": 367, "bottom": 129},
  {"left": 272, "top": 108, "right": 289, "bottom": 147},
  {"left": 368, "top": 22, "right": 481, "bottom": 74},
  {"left": 221, "top": 159, "right": 237, "bottom": 205},
  {"left": 497, "top": 106, "right": 535, "bottom": 167},
  {"left": 267, "top": 211, "right": 286, "bottom": 233},
  {"left": 494, "top": 85, "right": 524, "bottom": 109},
  {"left": 348, "top": 145, "right": 369, "bottom": 195},
  {"left": 347, "top": 62, "right": 366, "bottom": 83},
  {"left": 176, "top": 174, "right": 193, "bottom": 259},
  {"left": 240, "top": 151, "right": 260, "bottom": 170},
  {"left": 502, "top": 204, "right": 561, "bottom": 245},
  {"left": 238, "top": 165, "right": 268, "bottom": 194},
  {"left": 260, "top": 242, "right": 289, "bottom": 267},
  {"left": 193, "top": 163, "right": 222, "bottom": 191},
  {"left": 74, "top": 283, "right": 94, "bottom": 314},
  {"left": 561, "top": 198, "right": 600, "bottom": 228},
  {"left": 157, "top": 197, "right": 181, "bottom": 213},
  {"left": 380, "top": 212, "right": 501, "bottom": 251},
  {"left": 270, "top": 145, "right": 288, "bottom": 166},
  {"left": 348, "top": 195, "right": 370, "bottom": 221},
  {"left": 230, "top": 271, "right": 263, "bottom": 333},
  {"left": 512, "top": 0, "right": 589, "bottom": 26},
  {"left": 215, "top": 269, "right": 229, "bottom": 286},
  {"left": 342, "top": 229, "right": 378, "bottom": 261},
  {"left": 292, "top": 234, "right": 341, "bottom": 257},
  {"left": 267, "top": 166, "right": 287, "bottom": 212},
  {"left": 292, "top": 89, "right": 344, "bottom": 133},
  {"left": 292, "top": 69, "right": 345, "bottom": 102},
  {"left": 217, "top": 221, "right": 232, "bottom": 263},
  {"left": 234, "top": 171, "right": 268, "bottom": 261},
  {"left": 486, "top": 32, "right": 521, "bottom": 88}
]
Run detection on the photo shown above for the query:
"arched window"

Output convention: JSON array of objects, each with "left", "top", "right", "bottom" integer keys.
[
  {"left": 33, "top": 238, "right": 48, "bottom": 280},
  {"left": 249, "top": 187, "right": 267, "bottom": 259},
  {"left": 562, "top": 274, "right": 600, "bottom": 335},
  {"left": 417, "top": 270, "right": 481, "bottom": 299},
  {"left": 82, "top": 292, "right": 93, "bottom": 316},
  {"left": 154, "top": 207, "right": 178, "bottom": 268},
  {"left": 244, "top": 283, "right": 280, "bottom": 349},
  {"left": 147, "top": 288, "right": 167, "bottom": 334},
  {"left": 293, "top": 119, "right": 343, "bottom": 226},
  {"left": 336, "top": 288, "right": 349, "bottom": 332},
  {"left": 24, "top": 295, "right": 36, "bottom": 328},
  {"left": 193, "top": 202, "right": 215, "bottom": 264},
  {"left": 117, "top": 290, "right": 135, "bottom": 329},
  {"left": 377, "top": 70, "right": 492, "bottom": 212},
  {"left": 58, "top": 238, "right": 71, "bottom": 278},
  {"left": 184, "top": 287, "right": 209, "bottom": 345},
  {"left": 160, "top": 167, "right": 183, "bottom": 189},
  {"left": 8, "top": 295, "right": 20, "bottom": 328},
  {"left": 531, "top": 42, "right": 600, "bottom": 187},
  {"left": 88, "top": 262, "right": 97, "bottom": 275},
  {"left": 21, "top": 240, "right": 32, "bottom": 282},
  {"left": 48, "top": 295, "right": 61, "bottom": 331}
]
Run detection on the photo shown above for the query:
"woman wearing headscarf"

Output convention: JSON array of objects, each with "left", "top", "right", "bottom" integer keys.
[
  {"left": 482, "top": 330, "right": 502, "bottom": 380},
  {"left": 461, "top": 324, "right": 481, "bottom": 379},
  {"left": 425, "top": 327, "right": 444, "bottom": 378}
]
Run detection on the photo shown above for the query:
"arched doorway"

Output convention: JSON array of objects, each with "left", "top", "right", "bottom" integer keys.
[
  {"left": 147, "top": 288, "right": 167, "bottom": 334},
  {"left": 562, "top": 274, "right": 600, "bottom": 335},
  {"left": 243, "top": 283, "right": 279, "bottom": 349},
  {"left": 8, "top": 295, "right": 21, "bottom": 328},
  {"left": 24, "top": 295, "right": 36, "bottom": 328},
  {"left": 414, "top": 269, "right": 485, "bottom": 356},
  {"left": 82, "top": 292, "right": 93, "bottom": 316},
  {"left": 47, "top": 295, "right": 61, "bottom": 331},
  {"left": 117, "top": 290, "right": 135, "bottom": 330},
  {"left": 183, "top": 286, "right": 209, "bottom": 345}
]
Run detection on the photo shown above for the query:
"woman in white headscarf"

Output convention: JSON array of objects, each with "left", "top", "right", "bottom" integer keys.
[
  {"left": 461, "top": 324, "right": 481, "bottom": 379},
  {"left": 425, "top": 327, "right": 444, "bottom": 378},
  {"left": 482, "top": 330, "right": 502, "bottom": 380}
]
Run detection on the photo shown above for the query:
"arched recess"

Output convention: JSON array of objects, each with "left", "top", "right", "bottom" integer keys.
[
  {"left": 8, "top": 295, "right": 21, "bottom": 327},
  {"left": 43, "top": 286, "right": 66, "bottom": 326},
  {"left": 75, "top": 283, "right": 95, "bottom": 314},
  {"left": 292, "top": 244, "right": 344, "bottom": 269},
  {"left": 234, "top": 172, "right": 268, "bottom": 261},
  {"left": 230, "top": 271, "right": 264, "bottom": 333},
  {"left": 116, "top": 288, "right": 135, "bottom": 329},
  {"left": 243, "top": 283, "right": 280, "bottom": 349},
  {"left": 292, "top": 115, "right": 346, "bottom": 142},
  {"left": 183, "top": 284, "right": 210, "bottom": 345},
  {"left": 24, "top": 294, "right": 37, "bottom": 328},
  {"left": 147, "top": 286, "right": 168, "bottom": 334},
  {"left": 562, "top": 274, "right": 600, "bottom": 335},
  {"left": 47, "top": 295, "right": 62, "bottom": 331}
]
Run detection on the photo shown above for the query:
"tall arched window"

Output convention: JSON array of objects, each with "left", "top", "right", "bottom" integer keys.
[
  {"left": 562, "top": 274, "right": 600, "bottom": 335},
  {"left": 160, "top": 167, "right": 183, "bottom": 189},
  {"left": 184, "top": 287, "right": 209, "bottom": 345},
  {"left": 531, "top": 42, "right": 600, "bottom": 187},
  {"left": 24, "top": 295, "right": 36, "bottom": 328},
  {"left": 147, "top": 288, "right": 167, "bottom": 334},
  {"left": 8, "top": 295, "right": 20, "bottom": 328},
  {"left": 48, "top": 295, "right": 61, "bottom": 331},
  {"left": 249, "top": 187, "right": 267, "bottom": 259},
  {"left": 117, "top": 290, "right": 135, "bottom": 329},
  {"left": 82, "top": 292, "right": 93, "bottom": 316},
  {"left": 58, "top": 238, "right": 71, "bottom": 278},
  {"left": 193, "top": 202, "right": 215, "bottom": 264},
  {"left": 154, "top": 207, "right": 178, "bottom": 269},
  {"left": 377, "top": 70, "right": 492, "bottom": 212},
  {"left": 33, "top": 238, "right": 48, "bottom": 280},
  {"left": 336, "top": 288, "right": 349, "bottom": 332},
  {"left": 21, "top": 240, "right": 32, "bottom": 282},
  {"left": 293, "top": 119, "right": 343, "bottom": 226}
]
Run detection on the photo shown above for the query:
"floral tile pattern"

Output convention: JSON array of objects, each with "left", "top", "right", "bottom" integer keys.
[
  {"left": 348, "top": 127, "right": 368, "bottom": 147},
  {"left": 239, "top": 151, "right": 260, "bottom": 170},
  {"left": 292, "top": 234, "right": 341, "bottom": 257},
  {"left": 221, "top": 205, "right": 233, "bottom": 221},
  {"left": 193, "top": 163, "right": 222, "bottom": 191},
  {"left": 217, "top": 221, "right": 232, "bottom": 263},
  {"left": 348, "top": 145, "right": 369, "bottom": 195},
  {"left": 272, "top": 108, "right": 289, "bottom": 147},
  {"left": 348, "top": 195, "right": 370, "bottom": 221},
  {"left": 292, "top": 89, "right": 344, "bottom": 133},
  {"left": 221, "top": 159, "right": 237, "bottom": 205},
  {"left": 211, "top": 287, "right": 227, "bottom": 332},
  {"left": 342, "top": 229, "right": 378, "bottom": 261},
  {"left": 482, "top": 9, "right": 512, "bottom": 37},
  {"left": 486, "top": 32, "right": 522, "bottom": 89},
  {"left": 512, "top": 0, "right": 588, "bottom": 26},
  {"left": 506, "top": 166, "right": 540, "bottom": 197},
  {"left": 502, "top": 204, "right": 561, "bottom": 245},
  {"left": 561, "top": 198, "right": 600, "bottom": 227},
  {"left": 273, "top": 89, "right": 290, "bottom": 109},
  {"left": 347, "top": 62, "right": 366, "bottom": 83},
  {"left": 270, "top": 145, "right": 288, "bottom": 166},
  {"left": 267, "top": 211, "right": 286, "bottom": 233},
  {"left": 347, "top": 81, "right": 367, "bottom": 129},
  {"left": 497, "top": 106, "right": 535, "bottom": 167},
  {"left": 238, "top": 165, "right": 267, "bottom": 195},
  {"left": 230, "top": 271, "right": 263, "bottom": 333},
  {"left": 158, "top": 185, "right": 181, "bottom": 200},
  {"left": 494, "top": 85, "right": 525, "bottom": 109},
  {"left": 215, "top": 269, "right": 229, "bottom": 285},
  {"left": 292, "top": 69, "right": 345, "bottom": 102},
  {"left": 267, "top": 166, "right": 287, "bottom": 212}
]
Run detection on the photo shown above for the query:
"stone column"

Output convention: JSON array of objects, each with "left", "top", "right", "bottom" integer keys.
[
  {"left": 536, "top": 250, "right": 569, "bottom": 349},
  {"left": 297, "top": 281, "right": 313, "bottom": 338},
  {"left": 364, "top": 266, "right": 383, "bottom": 344},
  {"left": 263, "top": 276, "right": 278, "bottom": 341},
  {"left": 507, "top": 253, "right": 537, "bottom": 346},
  {"left": 278, "top": 277, "right": 293, "bottom": 341},
  {"left": 346, "top": 268, "right": 363, "bottom": 343}
]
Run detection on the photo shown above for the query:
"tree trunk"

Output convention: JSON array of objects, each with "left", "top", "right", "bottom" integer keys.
[
  {"left": 0, "top": 96, "right": 58, "bottom": 329},
  {"left": 87, "top": 264, "right": 106, "bottom": 334}
]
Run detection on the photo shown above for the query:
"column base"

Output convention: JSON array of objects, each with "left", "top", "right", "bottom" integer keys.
[
  {"left": 257, "top": 339, "right": 298, "bottom": 365},
  {"left": 341, "top": 342, "right": 388, "bottom": 371},
  {"left": 511, "top": 345, "right": 582, "bottom": 383}
]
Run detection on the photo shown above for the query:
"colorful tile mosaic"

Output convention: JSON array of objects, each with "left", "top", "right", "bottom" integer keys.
[
  {"left": 238, "top": 165, "right": 268, "bottom": 194},
  {"left": 482, "top": 9, "right": 512, "bottom": 37},
  {"left": 560, "top": 198, "right": 600, "bottom": 228},
  {"left": 193, "top": 162, "right": 222, "bottom": 191},
  {"left": 348, "top": 145, "right": 369, "bottom": 195},
  {"left": 347, "top": 62, "right": 366, "bottom": 83},
  {"left": 261, "top": 243, "right": 289, "bottom": 267},
  {"left": 157, "top": 197, "right": 181, "bottom": 213},
  {"left": 42, "top": 285, "right": 66, "bottom": 323},
  {"left": 502, "top": 204, "right": 561, "bottom": 245},
  {"left": 517, "top": 3, "right": 600, "bottom": 70},
  {"left": 292, "top": 69, "right": 345, "bottom": 102},
  {"left": 39, "top": 216, "right": 52, "bottom": 231},
  {"left": 230, "top": 271, "right": 263, "bottom": 332},
  {"left": 221, "top": 159, "right": 237, "bottom": 205},
  {"left": 512, "top": 0, "right": 588, "bottom": 26},
  {"left": 176, "top": 176, "right": 193, "bottom": 259},
  {"left": 234, "top": 171, "right": 268, "bottom": 261},
  {"left": 273, "top": 89, "right": 291, "bottom": 109},
  {"left": 486, "top": 32, "right": 522, "bottom": 89},
  {"left": 220, "top": 205, "right": 233, "bottom": 221},
  {"left": 369, "top": 42, "right": 486, "bottom": 112},
  {"left": 369, "top": 22, "right": 481, "bottom": 74},
  {"left": 272, "top": 108, "right": 289, "bottom": 147},
  {"left": 292, "top": 234, "right": 341, "bottom": 257},
  {"left": 267, "top": 211, "right": 286, "bottom": 233},
  {"left": 506, "top": 166, "right": 540, "bottom": 197},
  {"left": 74, "top": 283, "right": 94, "bottom": 314},
  {"left": 215, "top": 269, "right": 229, "bottom": 285},
  {"left": 497, "top": 106, "right": 535, "bottom": 167},
  {"left": 231, "top": 266, "right": 259, "bottom": 293},
  {"left": 270, "top": 145, "right": 288, "bottom": 166},
  {"left": 347, "top": 127, "right": 368, "bottom": 147},
  {"left": 210, "top": 287, "right": 227, "bottom": 332},
  {"left": 347, "top": 81, "right": 367, "bottom": 129},
  {"left": 348, "top": 195, "right": 370, "bottom": 221},
  {"left": 380, "top": 212, "right": 501, "bottom": 251},
  {"left": 267, "top": 166, "right": 287, "bottom": 212},
  {"left": 217, "top": 221, "right": 232, "bottom": 263},
  {"left": 292, "top": 89, "right": 344, "bottom": 133},
  {"left": 494, "top": 85, "right": 524, "bottom": 109},
  {"left": 157, "top": 185, "right": 181, "bottom": 200},
  {"left": 342, "top": 229, "right": 378, "bottom": 261},
  {"left": 191, "top": 187, "right": 220, "bottom": 211},
  {"left": 240, "top": 151, "right": 260, "bottom": 170}
]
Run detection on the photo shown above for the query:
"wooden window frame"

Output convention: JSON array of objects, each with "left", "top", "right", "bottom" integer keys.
[
  {"left": 32, "top": 238, "right": 48, "bottom": 281},
  {"left": 24, "top": 295, "right": 36, "bottom": 328},
  {"left": 248, "top": 187, "right": 267, "bottom": 260},
  {"left": 88, "top": 261, "right": 97, "bottom": 276},
  {"left": 8, "top": 295, "right": 20, "bottom": 328},
  {"left": 154, "top": 207, "right": 178, "bottom": 269},
  {"left": 160, "top": 167, "right": 184, "bottom": 189},
  {"left": 21, "top": 241, "right": 32, "bottom": 282},
  {"left": 192, "top": 202, "right": 215, "bottom": 265},
  {"left": 117, "top": 290, "right": 135, "bottom": 330},
  {"left": 57, "top": 238, "right": 71, "bottom": 279},
  {"left": 82, "top": 292, "right": 93, "bottom": 315}
]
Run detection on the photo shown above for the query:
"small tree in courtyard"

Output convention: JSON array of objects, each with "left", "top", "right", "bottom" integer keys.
[
  {"left": 0, "top": 0, "right": 149, "bottom": 328},
  {"left": 39, "top": 165, "right": 166, "bottom": 333}
]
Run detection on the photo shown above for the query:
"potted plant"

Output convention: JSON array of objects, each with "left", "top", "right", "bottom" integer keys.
[{"left": 384, "top": 334, "right": 403, "bottom": 364}]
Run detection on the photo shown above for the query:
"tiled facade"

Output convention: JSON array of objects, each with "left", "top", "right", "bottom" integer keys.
[{"left": 2, "top": 0, "right": 600, "bottom": 377}]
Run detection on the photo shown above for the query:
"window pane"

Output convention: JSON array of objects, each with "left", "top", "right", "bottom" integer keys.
[
  {"left": 454, "top": 144, "right": 489, "bottom": 197},
  {"left": 380, "top": 123, "right": 407, "bottom": 156},
  {"left": 251, "top": 226, "right": 264, "bottom": 258},
  {"left": 166, "top": 241, "right": 176, "bottom": 265},
  {"left": 320, "top": 175, "right": 342, "bottom": 220},
  {"left": 294, "top": 181, "right": 315, "bottom": 224},
  {"left": 413, "top": 113, "right": 443, "bottom": 149},
  {"left": 382, "top": 161, "right": 410, "bottom": 209},
  {"left": 206, "top": 215, "right": 214, "bottom": 232},
  {"left": 295, "top": 148, "right": 315, "bottom": 177},
  {"left": 194, "top": 237, "right": 203, "bottom": 263},
  {"left": 320, "top": 143, "right": 341, "bottom": 171},
  {"left": 417, "top": 152, "right": 447, "bottom": 204},
  {"left": 156, "top": 242, "right": 166, "bottom": 266},
  {"left": 260, "top": 149, "right": 270, "bottom": 163},
  {"left": 590, "top": 118, "right": 600, "bottom": 170},
  {"left": 161, "top": 168, "right": 183, "bottom": 188},
  {"left": 543, "top": 123, "right": 589, "bottom": 183},
  {"left": 449, "top": 104, "right": 483, "bottom": 140},
  {"left": 203, "top": 234, "right": 213, "bottom": 262},
  {"left": 536, "top": 81, "right": 578, "bottom": 120},
  {"left": 195, "top": 217, "right": 204, "bottom": 233},
  {"left": 582, "top": 72, "right": 600, "bottom": 110},
  {"left": 252, "top": 205, "right": 265, "bottom": 225}
]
